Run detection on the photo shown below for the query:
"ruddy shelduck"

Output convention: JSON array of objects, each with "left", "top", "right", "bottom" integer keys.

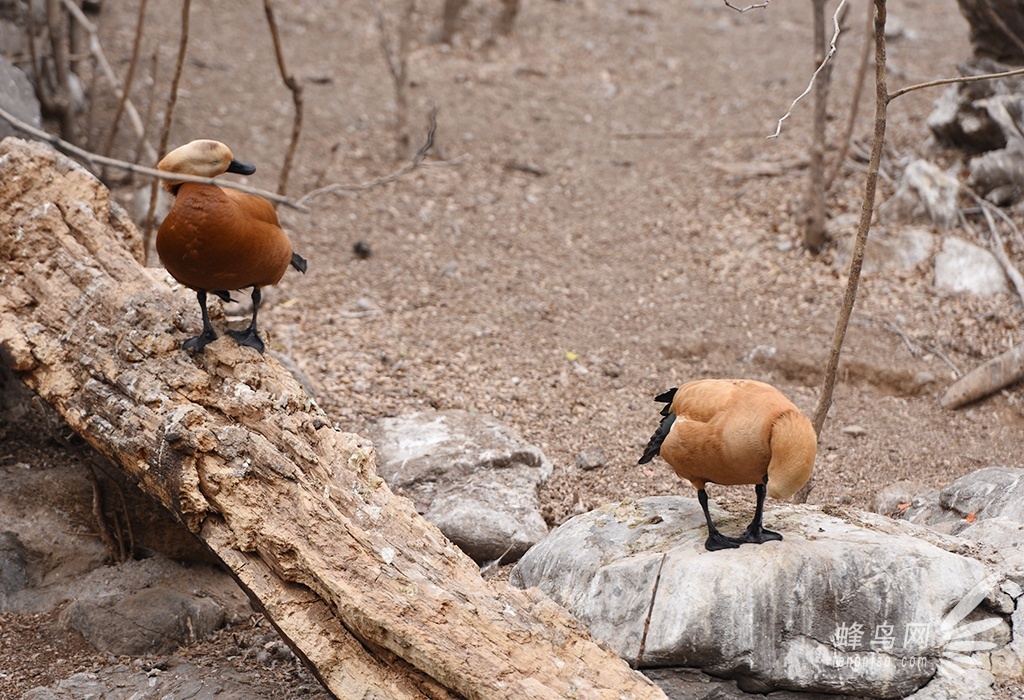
[
  {"left": 639, "top": 379, "right": 816, "bottom": 551},
  {"left": 156, "top": 139, "right": 307, "bottom": 354}
]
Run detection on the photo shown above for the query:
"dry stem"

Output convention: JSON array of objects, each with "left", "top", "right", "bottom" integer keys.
[
  {"left": 142, "top": 0, "right": 191, "bottom": 260},
  {"left": 795, "top": 0, "right": 888, "bottom": 504},
  {"left": 296, "top": 104, "right": 440, "bottom": 206},
  {"left": 60, "top": 0, "right": 157, "bottom": 163},
  {"left": 0, "top": 104, "right": 306, "bottom": 210},
  {"left": 100, "top": 0, "right": 149, "bottom": 163},
  {"left": 825, "top": 0, "right": 872, "bottom": 189},
  {"left": 263, "top": 0, "right": 304, "bottom": 197},
  {"left": 770, "top": 0, "right": 849, "bottom": 139}
]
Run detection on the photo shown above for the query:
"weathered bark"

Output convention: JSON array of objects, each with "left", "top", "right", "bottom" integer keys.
[
  {"left": 0, "top": 137, "right": 667, "bottom": 700},
  {"left": 940, "top": 342, "right": 1024, "bottom": 409}
]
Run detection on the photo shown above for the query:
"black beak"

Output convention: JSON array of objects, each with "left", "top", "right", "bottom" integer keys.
[{"left": 226, "top": 159, "right": 256, "bottom": 176}]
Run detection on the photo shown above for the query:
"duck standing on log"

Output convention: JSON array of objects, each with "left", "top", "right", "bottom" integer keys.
[
  {"left": 156, "top": 139, "right": 307, "bottom": 354},
  {"left": 639, "top": 379, "right": 817, "bottom": 551}
]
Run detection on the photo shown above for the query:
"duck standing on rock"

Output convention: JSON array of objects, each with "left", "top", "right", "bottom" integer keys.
[
  {"left": 156, "top": 139, "right": 307, "bottom": 354},
  {"left": 639, "top": 379, "right": 817, "bottom": 551}
]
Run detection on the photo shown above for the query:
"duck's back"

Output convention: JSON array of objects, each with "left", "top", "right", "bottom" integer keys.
[
  {"left": 660, "top": 379, "right": 797, "bottom": 487},
  {"left": 157, "top": 183, "right": 293, "bottom": 292}
]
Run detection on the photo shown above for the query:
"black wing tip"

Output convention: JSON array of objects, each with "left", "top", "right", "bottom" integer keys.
[
  {"left": 291, "top": 252, "right": 308, "bottom": 274},
  {"left": 638, "top": 412, "right": 675, "bottom": 466}
]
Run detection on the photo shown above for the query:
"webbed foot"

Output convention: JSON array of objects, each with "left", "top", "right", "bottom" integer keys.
[
  {"left": 183, "top": 327, "right": 218, "bottom": 353},
  {"left": 739, "top": 525, "right": 783, "bottom": 545},
  {"left": 226, "top": 327, "right": 265, "bottom": 354}
]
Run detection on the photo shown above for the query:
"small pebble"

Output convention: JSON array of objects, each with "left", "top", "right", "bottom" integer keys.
[
  {"left": 842, "top": 425, "right": 867, "bottom": 437},
  {"left": 578, "top": 448, "right": 607, "bottom": 471}
]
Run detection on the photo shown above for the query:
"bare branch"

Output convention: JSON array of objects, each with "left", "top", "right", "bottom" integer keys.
[
  {"left": 825, "top": 0, "right": 873, "bottom": 188},
  {"left": 101, "top": 0, "right": 148, "bottom": 162},
  {"left": 142, "top": 0, "right": 190, "bottom": 260},
  {"left": 296, "top": 104, "right": 441, "bottom": 206},
  {"left": 724, "top": 0, "right": 770, "bottom": 12},
  {"left": 263, "top": 0, "right": 304, "bottom": 197},
  {"left": 769, "top": 0, "right": 849, "bottom": 139},
  {"left": 888, "top": 66, "right": 1024, "bottom": 102},
  {"left": 0, "top": 104, "right": 307, "bottom": 211},
  {"left": 959, "top": 196, "right": 1024, "bottom": 305},
  {"left": 60, "top": 0, "right": 157, "bottom": 162},
  {"left": 794, "top": 0, "right": 889, "bottom": 504}
]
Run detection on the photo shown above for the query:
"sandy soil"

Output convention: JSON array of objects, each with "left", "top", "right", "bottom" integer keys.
[{"left": 2, "top": 0, "right": 1023, "bottom": 697}]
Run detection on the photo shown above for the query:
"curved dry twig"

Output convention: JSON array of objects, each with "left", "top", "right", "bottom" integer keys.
[
  {"left": 0, "top": 104, "right": 307, "bottom": 211},
  {"left": 769, "top": 0, "right": 849, "bottom": 139},
  {"left": 724, "top": 0, "right": 771, "bottom": 11},
  {"left": 296, "top": 104, "right": 441, "bottom": 206}
]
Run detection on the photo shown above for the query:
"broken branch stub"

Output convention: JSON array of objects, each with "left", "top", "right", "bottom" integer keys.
[{"left": 0, "top": 137, "right": 666, "bottom": 700}]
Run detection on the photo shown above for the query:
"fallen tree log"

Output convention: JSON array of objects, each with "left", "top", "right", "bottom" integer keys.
[
  {"left": 0, "top": 137, "right": 666, "bottom": 700},
  {"left": 940, "top": 341, "right": 1024, "bottom": 409}
]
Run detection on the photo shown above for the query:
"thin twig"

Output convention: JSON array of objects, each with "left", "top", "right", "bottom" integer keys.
[
  {"left": 880, "top": 320, "right": 962, "bottom": 377},
  {"left": 888, "top": 66, "right": 1024, "bottom": 102},
  {"left": 825, "top": 0, "right": 873, "bottom": 188},
  {"left": 143, "top": 0, "right": 191, "bottom": 259},
  {"left": 296, "top": 104, "right": 440, "bottom": 206},
  {"left": 60, "top": 0, "right": 156, "bottom": 162},
  {"left": 133, "top": 51, "right": 159, "bottom": 166},
  {"left": 813, "top": 0, "right": 887, "bottom": 436},
  {"left": 770, "top": 0, "right": 848, "bottom": 139},
  {"left": 263, "top": 0, "right": 304, "bottom": 197},
  {"left": 374, "top": 0, "right": 415, "bottom": 158},
  {"left": 101, "top": 0, "right": 148, "bottom": 162},
  {"left": 724, "top": 0, "right": 770, "bottom": 11},
  {"left": 0, "top": 104, "right": 307, "bottom": 210},
  {"left": 963, "top": 202, "right": 1024, "bottom": 305}
]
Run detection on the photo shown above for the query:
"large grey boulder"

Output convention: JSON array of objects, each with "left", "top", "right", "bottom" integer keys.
[
  {"left": 511, "top": 497, "right": 1011, "bottom": 698},
  {"left": 370, "top": 410, "right": 552, "bottom": 564}
]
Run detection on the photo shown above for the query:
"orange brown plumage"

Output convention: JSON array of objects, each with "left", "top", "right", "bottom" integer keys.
[{"left": 639, "top": 378, "right": 817, "bottom": 551}]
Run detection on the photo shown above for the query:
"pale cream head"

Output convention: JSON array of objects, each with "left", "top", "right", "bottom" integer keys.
[{"left": 157, "top": 140, "right": 253, "bottom": 191}]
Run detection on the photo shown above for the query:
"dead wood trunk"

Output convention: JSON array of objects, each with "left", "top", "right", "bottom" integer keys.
[
  {"left": 940, "top": 342, "right": 1024, "bottom": 409},
  {"left": 0, "top": 137, "right": 666, "bottom": 700}
]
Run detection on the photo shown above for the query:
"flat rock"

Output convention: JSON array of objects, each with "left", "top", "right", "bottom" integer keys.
[
  {"left": 934, "top": 236, "right": 1009, "bottom": 296},
  {"left": 901, "top": 466, "right": 1024, "bottom": 533},
  {"left": 59, "top": 555, "right": 250, "bottom": 656},
  {"left": 830, "top": 220, "right": 936, "bottom": 277},
  {"left": 370, "top": 409, "right": 552, "bottom": 564},
  {"left": 511, "top": 496, "right": 1010, "bottom": 698}
]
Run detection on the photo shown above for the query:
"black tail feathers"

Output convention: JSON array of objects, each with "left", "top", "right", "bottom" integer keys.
[
  {"left": 638, "top": 387, "right": 679, "bottom": 465},
  {"left": 291, "top": 252, "right": 308, "bottom": 274},
  {"left": 654, "top": 387, "right": 677, "bottom": 416}
]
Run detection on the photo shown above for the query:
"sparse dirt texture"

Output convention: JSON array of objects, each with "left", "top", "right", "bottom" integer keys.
[{"left": 2, "top": 0, "right": 1023, "bottom": 697}]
